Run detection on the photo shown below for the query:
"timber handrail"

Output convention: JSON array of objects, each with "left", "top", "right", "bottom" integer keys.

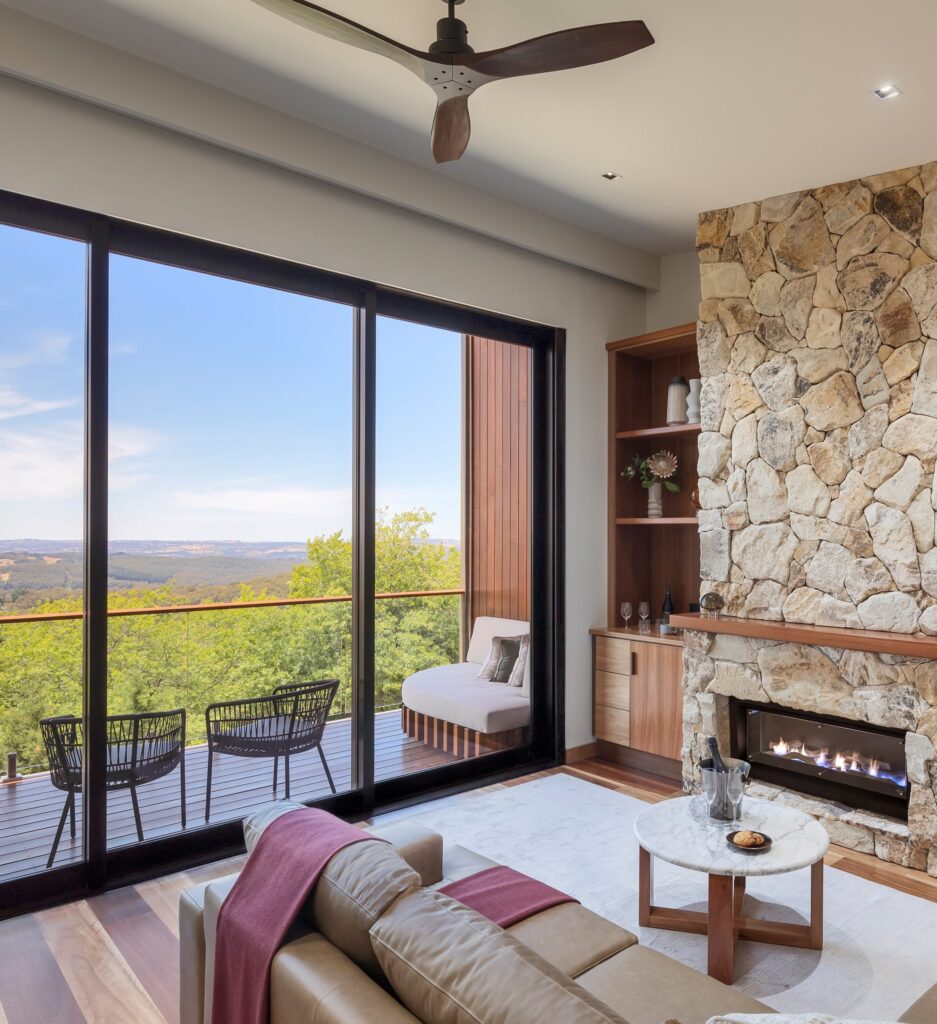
[{"left": 0, "top": 589, "right": 465, "bottom": 625}]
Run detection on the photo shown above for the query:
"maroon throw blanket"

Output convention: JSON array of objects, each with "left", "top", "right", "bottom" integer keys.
[
  {"left": 212, "top": 808, "right": 380, "bottom": 1024},
  {"left": 439, "top": 865, "right": 578, "bottom": 928}
]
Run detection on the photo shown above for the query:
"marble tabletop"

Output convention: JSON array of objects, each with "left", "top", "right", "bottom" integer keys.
[{"left": 634, "top": 796, "right": 830, "bottom": 877}]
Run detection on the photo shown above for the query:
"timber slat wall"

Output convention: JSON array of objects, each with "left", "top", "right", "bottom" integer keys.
[{"left": 466, "top": 336, "right": 531, "bottom": 625}]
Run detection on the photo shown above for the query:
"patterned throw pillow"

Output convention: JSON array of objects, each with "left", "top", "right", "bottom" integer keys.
[
  {"left": 507, "top": 634, "right": 530, "bottom": 687},
  {"left": 478, "top": 635, "right": 526, "bottom": 684}
]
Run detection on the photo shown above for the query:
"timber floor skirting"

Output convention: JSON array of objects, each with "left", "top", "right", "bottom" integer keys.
[{"left": 1, "top": 760, "right": 936, "bottom": 1023}]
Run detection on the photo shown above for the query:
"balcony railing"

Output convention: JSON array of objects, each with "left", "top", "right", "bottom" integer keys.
[{"left": 0, "top": 589, "right": 464, "bottom": 775}]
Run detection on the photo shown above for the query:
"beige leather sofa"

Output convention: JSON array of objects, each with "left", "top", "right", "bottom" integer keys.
[{"left": 179, "top": 804, "right": 936, "bottom": 1024}]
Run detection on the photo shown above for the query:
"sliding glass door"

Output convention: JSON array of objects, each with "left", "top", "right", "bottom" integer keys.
[
  {"left": 0, "top": 190, "right": 562, "bottom": 912},
  {"left": 105, "top": 254, "right": 356, "bottom": 851},
  {"left": 374, "top": 316, "right": 465, "bottom": 781},
  {"left": 0, "top": 222, "right": 89, "bottom": 881}
]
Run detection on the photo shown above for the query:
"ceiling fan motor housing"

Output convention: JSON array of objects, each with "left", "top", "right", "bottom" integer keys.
[{"left": 429, "top": 16, "right": 474, "bottom": 56}]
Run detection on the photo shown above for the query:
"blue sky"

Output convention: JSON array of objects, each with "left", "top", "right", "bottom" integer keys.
[{"left": 0, "top": 224, "right": 462, "bottom": 543}]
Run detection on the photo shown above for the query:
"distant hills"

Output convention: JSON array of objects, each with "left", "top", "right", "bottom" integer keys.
[
  {"left": 0, "top": 537, "right": 458, "bottom": 613},
  {"left": 0, "top": 540, "right": 310, "bottom": 610}
]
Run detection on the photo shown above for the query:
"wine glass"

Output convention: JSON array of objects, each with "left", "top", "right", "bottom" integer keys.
[
  {"left": 620, "top": 602, "right": 633, "bottom": 630},
  {"left": 638, "top": 601, "right": 651, "bottom": 633}
]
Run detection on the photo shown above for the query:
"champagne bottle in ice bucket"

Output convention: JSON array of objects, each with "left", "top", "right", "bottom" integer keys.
[{"left": 700, "top": 736, "right": 750, "bottom": 823}]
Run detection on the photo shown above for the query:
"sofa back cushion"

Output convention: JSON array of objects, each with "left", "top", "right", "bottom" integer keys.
[
  {"left": 370, "top": 888, "right": 630, "bottom": 1024},
  {"left": 242, "top": 802, "right": 420, "bottom": 979}
]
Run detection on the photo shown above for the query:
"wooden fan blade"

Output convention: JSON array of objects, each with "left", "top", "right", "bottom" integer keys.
[
  {"left": 432, "top": 95, "right": 472, "bottom": 164},
  {"left": 251, "top": 0, "right": 435, "bottom": 80},
  {"left": 462, "top": 21, "right": 654, "bottom": 79}
]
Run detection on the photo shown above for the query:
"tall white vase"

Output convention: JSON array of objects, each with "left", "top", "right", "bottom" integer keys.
[
  {"left": 647, "top": 482, "right": 663, "bottom": 518},
  {"left": 687, "top": 378, "right": 702, "bottom": 424}
]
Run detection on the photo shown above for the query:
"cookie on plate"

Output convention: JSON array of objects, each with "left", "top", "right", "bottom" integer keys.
[{"left": 732, "top": 830, "right": 765, "bottom": 848}]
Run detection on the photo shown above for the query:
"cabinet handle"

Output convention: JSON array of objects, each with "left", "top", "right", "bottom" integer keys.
[{"left": 631, "top": 651, "right": 637, "bottom": 675}]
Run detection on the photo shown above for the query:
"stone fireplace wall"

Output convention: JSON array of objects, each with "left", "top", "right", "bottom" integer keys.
[
  {"left": 696, "top": 163, "right": 937, "bottom": 631},
  {"left": 685, "top": 162, "right": 937, "bottom": 872}
]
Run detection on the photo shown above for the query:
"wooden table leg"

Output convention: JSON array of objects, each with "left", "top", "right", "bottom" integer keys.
[
  {"left": 733, "top": 876, "right": 746, "bottom": 938},
  {"left": 638, "top": 846, "right": 653, "bottom": 927},
  {"left": 708, "top": 874, "right": 736, "bottom": 984},
  {"left": 809, "top": 859, "right": 824, "bottom": 950}
]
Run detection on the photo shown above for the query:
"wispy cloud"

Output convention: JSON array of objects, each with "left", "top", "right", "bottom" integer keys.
[
  {"left": 173, "top": 486, "right": 352, "bottom": 517},
  {"left": 0, "top": 421, "right": 161, "bottom": 503},
  {"left": 0, "top": 387, "right": 78, "bottom": 421},
  {"left": 0, "top": 424, "right": 83, "bottom": 500},
  {"left": 0, "top": 332, "right": 73, "bottom": 370}
]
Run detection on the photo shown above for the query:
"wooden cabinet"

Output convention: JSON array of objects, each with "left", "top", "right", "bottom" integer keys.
[
  {"left": 628, "top": 641, "right": 683, "bottom": 761},
  {"left": 591, "top": 629, "right": 683, "bottom": 770}
]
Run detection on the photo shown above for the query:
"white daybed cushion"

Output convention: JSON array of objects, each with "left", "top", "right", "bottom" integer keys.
[
  {"left": 466, "top": 616, "right": 531, "bottom": 695},
  {"left": 402, "top": 662, "right": 530, "bottom": 735}
]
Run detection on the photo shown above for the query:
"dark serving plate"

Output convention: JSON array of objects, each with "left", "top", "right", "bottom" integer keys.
[{"left": 726, "top": 830, "right": 772, "bottom": 854}]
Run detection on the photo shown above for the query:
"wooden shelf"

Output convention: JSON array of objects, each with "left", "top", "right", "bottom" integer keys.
[
  {"left": 590, "top": 626, "right": 684, "bottom": 649},
  {"left": 669, "top": 613, "right": 937, "bottom": 659},
  {"left": 615, "top": 423, "right": 702, "bottom": 440},
  {"left": 616, "top": 517, "right": 699, "bottom": 526}
]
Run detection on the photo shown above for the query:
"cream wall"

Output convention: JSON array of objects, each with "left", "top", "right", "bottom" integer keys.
[
  {"left": 645, "top": 249, "right": 702, "bottom": 332},
  {"left": 0, "top": 74, "right": 646, "bottom": 751}
]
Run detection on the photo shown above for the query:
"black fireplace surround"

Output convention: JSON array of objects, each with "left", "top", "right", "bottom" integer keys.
[{"left": 729, "top": 698, "right": 910, "bottom": 820}]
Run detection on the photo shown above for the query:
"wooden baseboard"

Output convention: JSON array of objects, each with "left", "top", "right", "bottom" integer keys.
[
  {"left": 565, "top": 743, "right": 598, "bottom": 764},
  {"left": 401, "top": 707, "right": 528, "bottom": 759},
  {"left": 595, "top": 740, "right": 684, "bottom": 783}
]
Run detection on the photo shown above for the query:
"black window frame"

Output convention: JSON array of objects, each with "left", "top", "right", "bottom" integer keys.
[{"left": 0, "top": 188, "right": 565, "bottom": 917}]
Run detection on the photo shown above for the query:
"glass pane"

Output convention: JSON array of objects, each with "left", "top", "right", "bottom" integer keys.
[
  {"left": 107, "top": 256, "right": 354, "bottom": 848},
  {"left": 0, "top": 224, "right": 88, "bottom": 879},
  {"left": 374, "top": 317, "right": 466, "bottom": 781}
]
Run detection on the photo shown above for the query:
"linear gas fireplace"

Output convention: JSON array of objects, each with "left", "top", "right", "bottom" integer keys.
[{"left": 729, "top": 699, "right": 910, "bottom": 820}]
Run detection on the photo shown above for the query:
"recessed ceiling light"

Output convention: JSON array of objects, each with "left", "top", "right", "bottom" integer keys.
[
  {"left": 873, "top": 83, "right": 902, "bottom": 100},
  {"left": 601, "top": 171, "right": 622, "bottom": 181}
]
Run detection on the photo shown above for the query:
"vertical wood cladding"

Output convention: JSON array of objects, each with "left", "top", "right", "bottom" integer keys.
[{"left": 466, "top": 336, "right": 531, "bottom": 625}]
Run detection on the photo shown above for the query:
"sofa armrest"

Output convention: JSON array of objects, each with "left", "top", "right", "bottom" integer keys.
[
  {"left": 179, "top": 881, "right": 212, "bottom": 1024},
  {"left": 368, "top": 821, "right": 444, "bottom": 886}
]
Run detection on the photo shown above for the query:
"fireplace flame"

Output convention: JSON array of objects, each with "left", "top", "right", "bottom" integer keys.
[{"left": 766, "top": 736, "right": 906, "bottom": 787}]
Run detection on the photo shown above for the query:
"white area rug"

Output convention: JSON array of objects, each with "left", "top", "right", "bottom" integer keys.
[{"left": 413, "top": 774, "right": 937, "bottom": 1021}]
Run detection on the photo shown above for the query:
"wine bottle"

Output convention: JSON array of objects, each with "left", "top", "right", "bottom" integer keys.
[
  {"left": 661, "top": 585, "right": 674, "bottom": 623},
  {"left": 706, "top": 736, "right": 728, "bottom": 773}
]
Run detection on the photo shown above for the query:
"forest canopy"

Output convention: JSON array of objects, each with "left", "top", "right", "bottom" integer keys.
[{"left": 0, "top": 509, "right": 461, "bottom": 772}]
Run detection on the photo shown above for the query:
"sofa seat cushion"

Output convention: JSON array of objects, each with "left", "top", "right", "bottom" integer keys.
[
  {"left": 576, "top": 945, "right": 771, "bottom": 1024},
  {"left": 272, "top": 932, "right": 420, "bottom": 1024},
  {"left": 402, "top": 662, "right": 530, "bottom": 734},
  {"left": 370, "top": 887, "right": 629, "bottom": 1024},
  {"left": 507, "top": 903, "right": 638, "bottom": 978}
]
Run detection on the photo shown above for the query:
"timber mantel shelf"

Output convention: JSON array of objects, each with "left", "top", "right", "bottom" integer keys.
[{"left": 669, "top": 613, "right": 937, "bottom": 660}]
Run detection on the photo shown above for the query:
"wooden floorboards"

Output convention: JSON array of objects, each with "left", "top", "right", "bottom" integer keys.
[{"left": 0, "top": 758, "right": 936, "bottom": 1023}]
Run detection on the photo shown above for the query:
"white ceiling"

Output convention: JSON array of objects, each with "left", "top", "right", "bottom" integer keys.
[{"left": 4, "top": 0, "right": 937, "bottom": 254}]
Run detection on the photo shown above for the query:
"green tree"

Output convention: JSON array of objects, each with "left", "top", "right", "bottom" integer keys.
[{"left": 0, "top": 508, "right": 461, "bottom": 770}]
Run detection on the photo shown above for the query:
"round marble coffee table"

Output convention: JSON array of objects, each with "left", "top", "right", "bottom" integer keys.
[{"left": 633, "top": 796, "right": 829, "bottom": 984}]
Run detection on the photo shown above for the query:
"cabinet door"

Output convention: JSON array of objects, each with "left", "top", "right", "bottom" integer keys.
[{"left": 629, "top": 642, "right": 683, "bottom": 761}]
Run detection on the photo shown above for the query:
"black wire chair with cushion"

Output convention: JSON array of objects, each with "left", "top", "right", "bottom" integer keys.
[
  {"left": 203, "top": 679, "right": 339, "bottom": 821},
  {"left": 39, "top": 708, "right": 187, "bottom": 869}
]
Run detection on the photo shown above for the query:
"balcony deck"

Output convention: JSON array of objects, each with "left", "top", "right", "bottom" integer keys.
[{"left": 0, "top": 710, "right": 454, "bottom": 883}]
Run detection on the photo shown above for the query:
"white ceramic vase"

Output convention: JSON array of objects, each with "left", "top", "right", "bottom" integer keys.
[
  {"left": 666, "top": 376, "right": 689, "bottom": 425},
  {"left": 686, "top": 378, "right": 702, "bottom": 424},
  {"left": 647, "top": 482, "right": 663, "bottom": 518}
]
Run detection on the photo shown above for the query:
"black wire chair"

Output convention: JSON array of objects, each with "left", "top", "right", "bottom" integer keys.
[
  {"left": 203, "top": 679, "right": 339, "bottom": 821},
  {"left": 39, "top": 709, "right": 187, "bottom": 869}
]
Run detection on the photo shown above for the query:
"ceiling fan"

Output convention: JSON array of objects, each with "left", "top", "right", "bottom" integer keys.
[{"left": 252, "top": 0, "right": 654, "bottom": 163}]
